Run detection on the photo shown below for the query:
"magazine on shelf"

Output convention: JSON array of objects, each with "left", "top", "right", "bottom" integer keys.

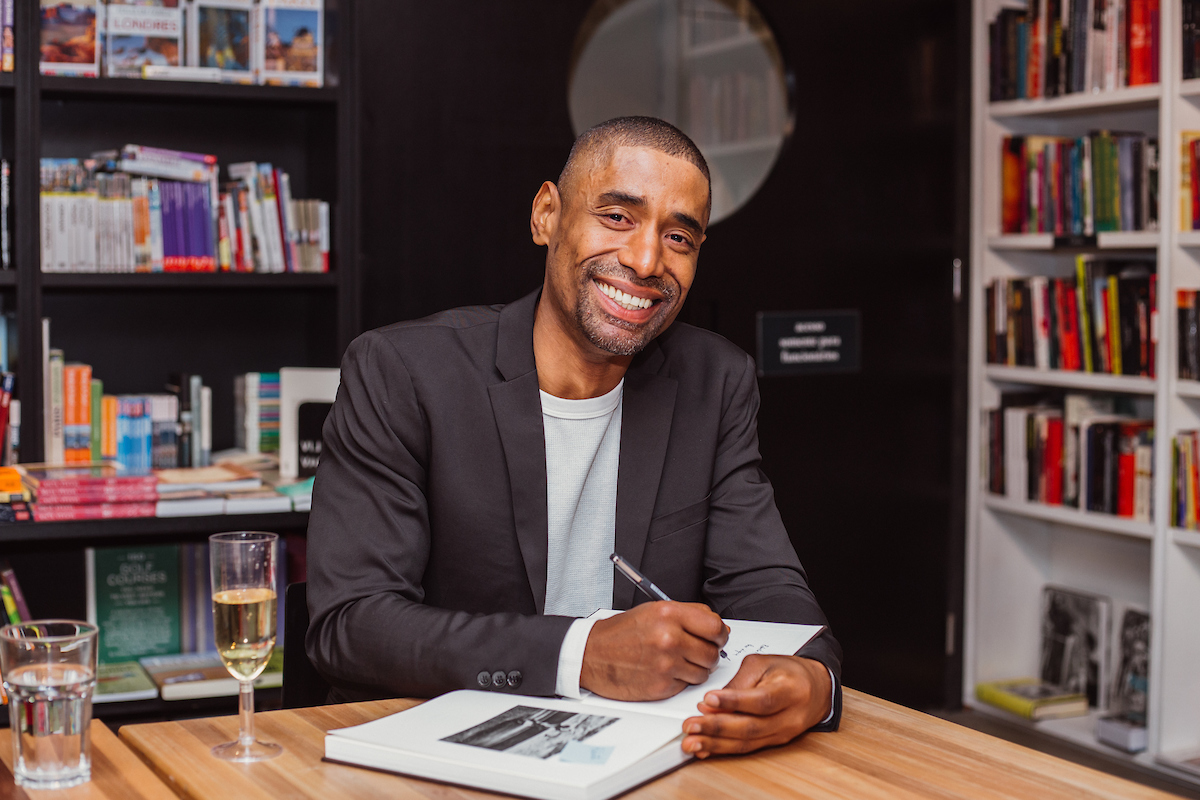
[
  {"left": 105, "top": 3, "right": 184, "bottom": 79},
  {"left": 40, "top": 0, "right": 101, "bottom": 77},
  {"left": 257, "top": 0, "right": 322, "bottom": 87},
  {"left": 1039, "top": 585, "right": 1111, "bottom": 709},
  {"left": 188, "top": 0, "right": 256, "bottom": 84},
  {"left": 325, "top": 615, "right": 824, "bottom": 800}
]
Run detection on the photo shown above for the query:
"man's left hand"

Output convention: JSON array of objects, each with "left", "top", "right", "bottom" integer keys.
[{"left": 680, "top": 655, "right": 832, "bottom": 758}]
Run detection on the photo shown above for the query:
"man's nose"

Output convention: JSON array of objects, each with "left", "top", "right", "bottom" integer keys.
[{"left": 619, "top": 229, "right": 664, "bottom": 279}]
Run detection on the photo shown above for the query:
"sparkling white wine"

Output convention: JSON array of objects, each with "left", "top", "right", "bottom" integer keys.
[{"left": 213, "top": 587, "right": 277, "bottom": 681}]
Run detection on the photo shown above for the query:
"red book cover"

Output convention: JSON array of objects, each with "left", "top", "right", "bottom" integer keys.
[
  {"left": 1150, "top": 0, "right": 1160, "bottom": 84},
  {"left": 1192, "top": 139, "right": 1200, "bottom": 230},
  {"left": 1064, "top": 280, "right": 1082, "bottom": 370},
  {"left": 1192, "top": 433, "right": 1200, "bottom": 524},
  {"left": 33, "top": 488, "right": 160, "bottom": 505},
  {"left": 1045, "top": 417, "right": 1065, "bottom": 505},
  {"left": 19, "top": 467, "right": 158, "bottom": 493},
  {"left": 1002, "top": 137, "right": 1024, "bottom": 233},
  {"left": 1128, "top": 0, "right": 1151, "bottom": 86},
  {"left": 30, "top": 502, "right": 156, "bottom": 522}
]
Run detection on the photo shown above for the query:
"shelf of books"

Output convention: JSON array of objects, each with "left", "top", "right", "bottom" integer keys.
[
  {"left": 968, "top": 0, "right": 1200, "bottom": 783},
  {"left": 0, "top": 0, "right": 359, "bottom": 718}
]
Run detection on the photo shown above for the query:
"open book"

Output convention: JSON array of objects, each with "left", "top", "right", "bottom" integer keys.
[{"left": 324, "top": 617, "right": 824, "bottom": 800}]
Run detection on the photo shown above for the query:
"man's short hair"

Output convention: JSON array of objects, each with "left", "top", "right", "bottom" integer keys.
[{"left": 558, "top": 116, "right": 712, "bottom": 216}]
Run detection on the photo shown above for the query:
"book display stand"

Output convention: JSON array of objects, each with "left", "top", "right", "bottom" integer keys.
[
  {"left": 968, "top": 0, "right": 1200, "bottom": 786},
  {"left": 0, "top": 1, "right": 358, "bottom": 719}
]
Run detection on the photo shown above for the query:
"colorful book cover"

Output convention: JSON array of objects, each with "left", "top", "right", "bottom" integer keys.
[
  {"left": 86, "top": 545, "right": 180, "bottom": 665},
  {"left": 40, "top": 0, "right": 99, "bottom": 77},
  {"left": 105, "top": 3, "right": 183, "bottom": 78},
  {"left": 190, "top": 0, "right": 255, "bottom": 84},
  {"left": 257, "top": 0, "right": 322, "bottom": 87}
]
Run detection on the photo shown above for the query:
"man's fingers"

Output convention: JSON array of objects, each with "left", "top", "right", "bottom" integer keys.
[
  {"left": 702, "top": 684, "right": 786, "bottom": 716},
  {"left": 683, "top": 710, "right": 774, "bottom": 741},
  {"left": 681, "top": 731, "right": 792, "bottom": 758},
  {"left": 718, "top": 654, "right": 772, "bottom": 691},
  {"left": 671, "top": 602, "right": 729, "bottom": 648}
]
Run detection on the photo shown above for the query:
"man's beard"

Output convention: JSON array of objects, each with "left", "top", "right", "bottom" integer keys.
[{"left": 574, "top": 259, "right": 678, "bottom": 356}]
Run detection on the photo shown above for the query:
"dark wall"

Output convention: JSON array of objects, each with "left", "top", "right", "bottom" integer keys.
[{"left": 359, "top": 0, "right": 966, "bottom": 710}]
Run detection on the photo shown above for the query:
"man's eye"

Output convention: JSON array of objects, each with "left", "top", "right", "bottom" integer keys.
[{"left": 607, "top": 213, "right": 627, "bottom": 223}]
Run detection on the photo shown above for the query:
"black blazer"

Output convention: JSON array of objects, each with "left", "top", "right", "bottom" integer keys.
[{"left": 306, "top": 289, "right": 842, "bottom": 729}]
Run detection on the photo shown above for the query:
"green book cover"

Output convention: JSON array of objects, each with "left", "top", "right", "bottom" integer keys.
[
  {"left": 94, "top": 661, "right": 158, "bottom": 703},
  {"left": 86, "top": 545, "right": 181, "bottom": 664},
  {"left": 89, "top": 378, "right": 103, "bottom": 462}
]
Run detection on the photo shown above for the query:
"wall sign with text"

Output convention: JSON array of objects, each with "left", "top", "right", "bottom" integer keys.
[{"left": 756, "top": 310, "right": 861, "bottom": 376}]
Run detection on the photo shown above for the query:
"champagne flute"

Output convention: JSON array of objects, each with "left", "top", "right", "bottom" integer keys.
[{"left": 209, "top": 531, "right": 282, "bottom": 762}]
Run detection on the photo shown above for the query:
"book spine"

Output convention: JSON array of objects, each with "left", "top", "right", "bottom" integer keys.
[
  {"left": 0, "top": 564, "right": 31, "bottom": 621},
  {"left": 0, "top": 585, "right": 19, "bottom": 624},
  {"left": 32, "top": 503, "right": 158, "bottom": 522}
]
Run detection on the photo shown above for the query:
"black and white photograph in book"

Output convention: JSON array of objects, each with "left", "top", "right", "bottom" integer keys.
[
  {"left": 1110, "top": 608, "right": 1150, "bottom": 723},
  {"left": 1040, "top": 586, "right": 1111, "bottom": 708},
  {"left": 441, "top": 706, "right": 618, "bottom": 760}
]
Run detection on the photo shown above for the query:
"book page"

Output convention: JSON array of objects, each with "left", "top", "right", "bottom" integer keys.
[
  {"left": 327, "top": 691, "right": 688, "bottom": 790},
  {"left": 575, "top": 611, "right": 824, "bottom": 720}
]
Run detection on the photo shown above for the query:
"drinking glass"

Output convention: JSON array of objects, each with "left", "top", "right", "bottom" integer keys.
[
  {"left": 0, "top": 620, "right": 98, "bottom": 789},
  {"left": 210, "top": 531, "right": 282, "bottom": 761}
]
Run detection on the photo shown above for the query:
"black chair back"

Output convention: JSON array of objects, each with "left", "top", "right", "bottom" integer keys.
[{"left": 282, "top": 582, "right": 331, "bottom": 708}]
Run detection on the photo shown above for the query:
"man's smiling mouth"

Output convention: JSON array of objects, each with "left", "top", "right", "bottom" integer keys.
[{"left": 594, "top": 279, "right": 657, "bottom": 311}]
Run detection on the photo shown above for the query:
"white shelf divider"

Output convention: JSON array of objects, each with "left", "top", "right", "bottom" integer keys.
[
  {"left": 988, "top": 231, "right": 1160, "bottom": 250},
  {"left": 988, "top": 83, "right": 1162, "bottom": 118},
  {"left": 1170, "top": 528, "right": 1200, "bottom": 549},
  {"left": 984, "top": 495, "right": 1155, "bottom": 540},
  {"left": 1178, "top": 230, "right": 1200, "bottom": 247},
  {"left": 985, "top": 365, "right": 1157, "bottom": 394},
  {"left": 1177, "top": 380, "right": 1200, "bottom": 398}
]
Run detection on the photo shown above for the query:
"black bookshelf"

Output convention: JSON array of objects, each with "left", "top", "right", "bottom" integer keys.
[
  {"left": 40, "top": 273, "right": 338, "bottom": 291},
  {"left": 0, "top": 513, "right": 310, "bottom": 547},
  {"left": 0, "top": 0, "right": 358, "bottom": 668},
  {"left": 9, "top": 3, "right": 361, "bottom": 463},
  {"left": 40, "top": 75, "right": 337, "bottom": 104}
]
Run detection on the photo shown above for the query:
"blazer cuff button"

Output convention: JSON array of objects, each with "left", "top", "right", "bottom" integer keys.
[
  {"left": 506, "top": 670, "right": 522, "bottom": 689},
  {"left": 477, "top": 671, "right": 492, "bottom": 689},
  {"left": 491, "top": 671, "right": 506, "bottom": 689}
]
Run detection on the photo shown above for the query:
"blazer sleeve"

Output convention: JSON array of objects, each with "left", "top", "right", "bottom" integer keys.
[
  {"left": 702, "top": 352, "right": 844, "bottom": 731},
  {"left": 305, "top": 331, "right": 574, "bottom": 700}
]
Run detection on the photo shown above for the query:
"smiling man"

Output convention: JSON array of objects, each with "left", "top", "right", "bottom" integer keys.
[{"left": 307, "top": 117, "right": 842, "bottom": 758}]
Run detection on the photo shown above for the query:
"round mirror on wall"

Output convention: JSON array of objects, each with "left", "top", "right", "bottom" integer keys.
[{"left": 568, "top": 0, "right": 791, "bottom": 224}]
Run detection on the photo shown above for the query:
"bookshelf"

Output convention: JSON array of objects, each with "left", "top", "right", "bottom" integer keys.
[
  {"left": 0, "top": 3, "right": 359, "bottom": 720},
  {"left": 967, "top": 0, "right": 1200, "bottom": 786},
  {"left": 8, "top": 0, "right": 361, "bottom": 465}
]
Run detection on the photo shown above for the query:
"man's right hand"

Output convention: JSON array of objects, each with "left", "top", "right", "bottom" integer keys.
[{"left": 579, "top": 602, "right": 729, "bottom": 701}]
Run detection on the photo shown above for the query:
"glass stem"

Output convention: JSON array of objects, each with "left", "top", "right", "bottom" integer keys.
[{"left": 238, "top": 681, "right": 255, "bottom": 746}]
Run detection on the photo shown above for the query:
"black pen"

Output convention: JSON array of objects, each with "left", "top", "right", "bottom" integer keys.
[{"left": 610, "top": 553, "right": 730, "bottom": 662}]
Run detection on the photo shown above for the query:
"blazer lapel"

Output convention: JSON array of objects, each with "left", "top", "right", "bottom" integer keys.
[
  {"left": 489, "top": 290, "right": 550, "bottom": 613},
  {"left": 612, "top": 345, "right": 677, "bottom": 610}
]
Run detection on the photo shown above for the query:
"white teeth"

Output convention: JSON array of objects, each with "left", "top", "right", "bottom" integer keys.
[{"left": 596, "top": 280, "right": 653, "bottom": 311}]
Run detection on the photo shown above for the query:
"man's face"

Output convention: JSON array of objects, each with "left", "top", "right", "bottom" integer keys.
[{"left": 540, "top": 146, "right": 709, "bottom": 357}]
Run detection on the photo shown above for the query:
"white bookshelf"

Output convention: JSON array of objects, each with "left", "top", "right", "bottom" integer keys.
[{"left": 968, "top": 0, "right": 1200, "bottom": 785}]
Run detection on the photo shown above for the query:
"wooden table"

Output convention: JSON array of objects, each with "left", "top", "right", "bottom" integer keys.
[
  {"left": 0, "top": 719, "right": 176, "bottom": 800},
  {"left": 118, "top": 689, "right": 1182, "bottom": 800}
]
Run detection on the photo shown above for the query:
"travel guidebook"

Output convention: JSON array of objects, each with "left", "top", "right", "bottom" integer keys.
[
  {"left": 40, "top": 0, "right": 100, "bottom": 76},
  {"left": 105, "top": 2, "right": 184, "bottom": 78},
  {"left": 257, "top": 0, "right": 321, "bottom": 87},
  {"left": 325, "top": 617, "right": 824, "bottom": 800},
  {"left": 188, "top": 0, "right": 255, "bottom": 84}
]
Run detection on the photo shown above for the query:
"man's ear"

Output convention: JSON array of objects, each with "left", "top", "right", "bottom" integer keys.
[{"left": 530, "top": 181, "right": 561, "bottom": 247}]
